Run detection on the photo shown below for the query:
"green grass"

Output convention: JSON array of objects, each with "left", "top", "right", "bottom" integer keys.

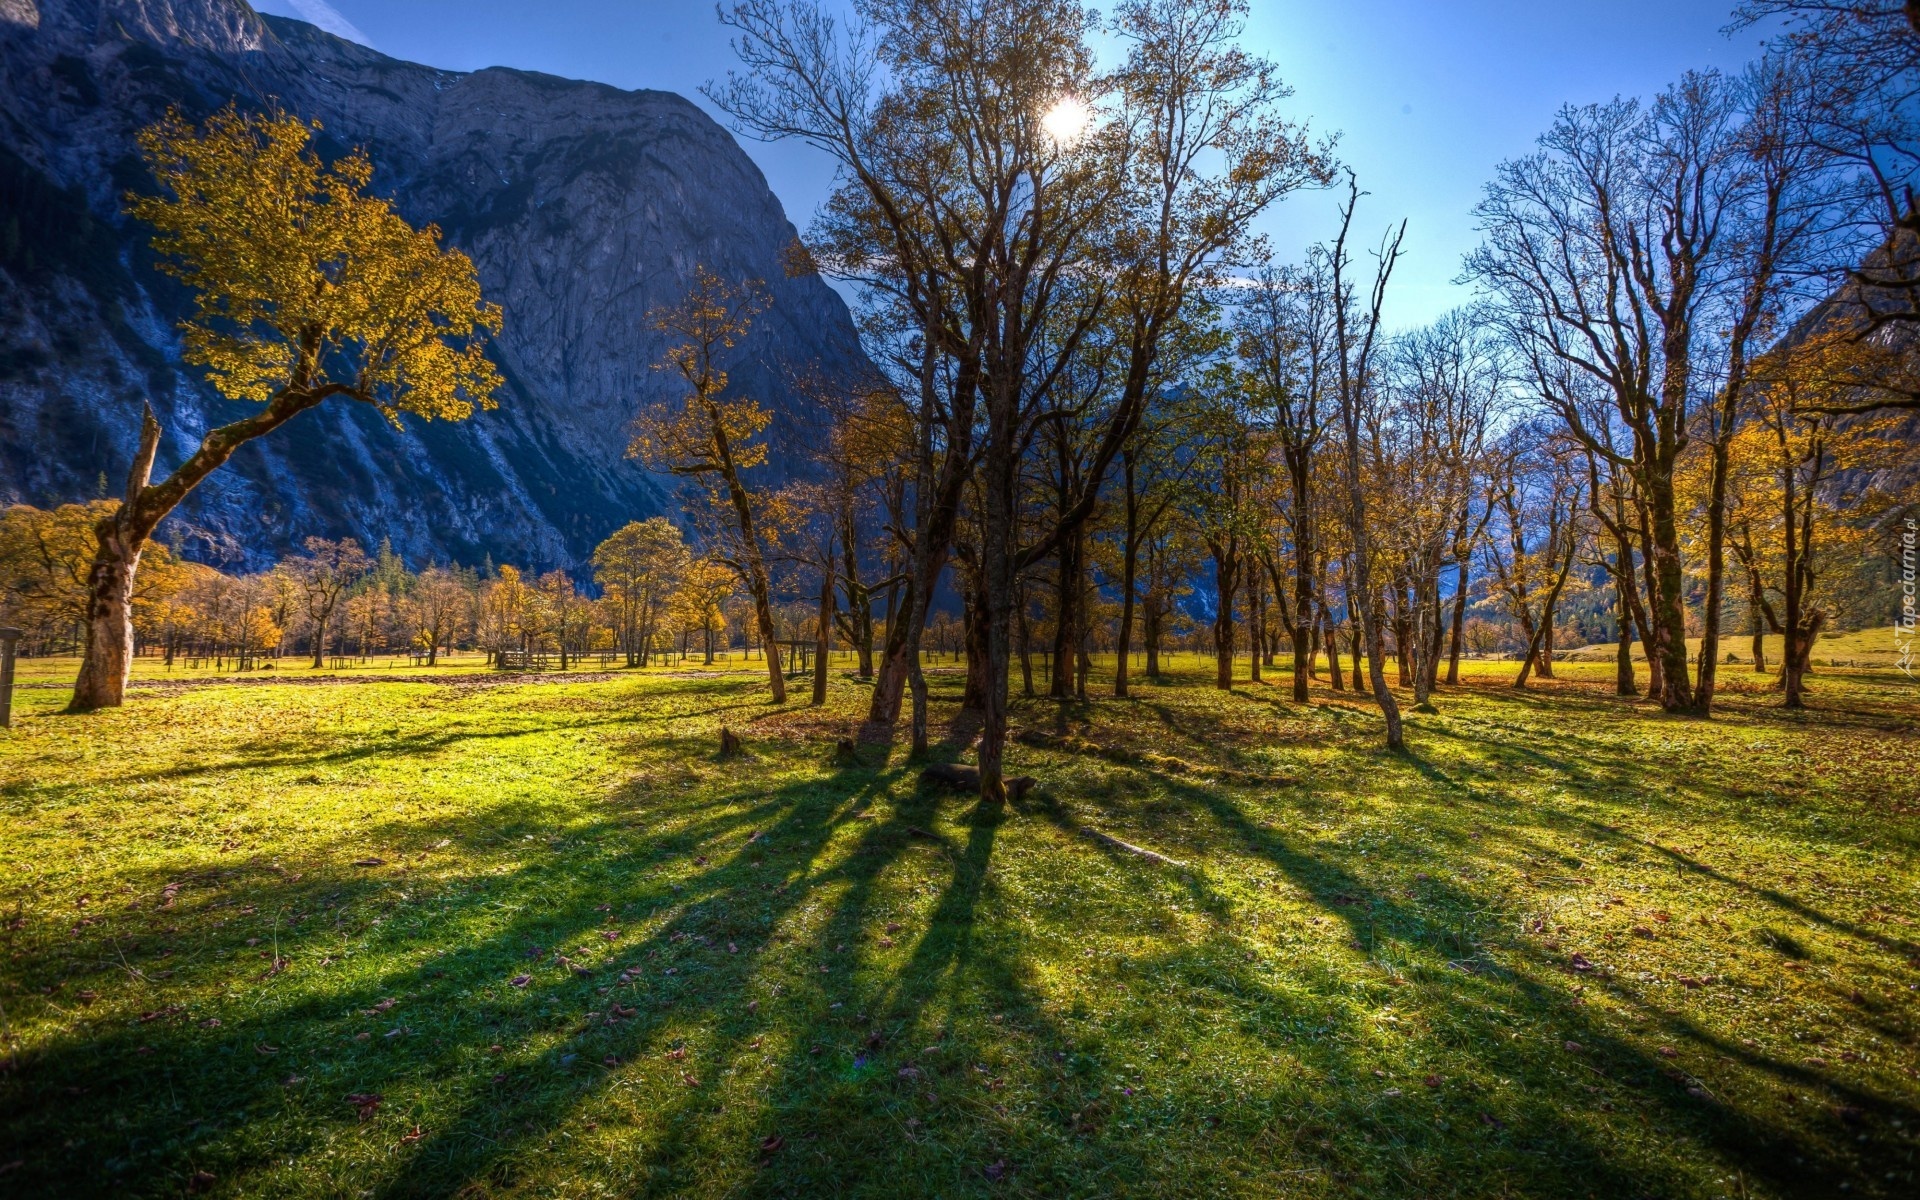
[{"left": 0, "top": 655, "right": 1916, "bottom": 1197}]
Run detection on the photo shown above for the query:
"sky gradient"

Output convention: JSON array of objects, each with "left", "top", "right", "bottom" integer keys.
[{"left": 250, "top": 0, "right": 1777, "bottom": 328}]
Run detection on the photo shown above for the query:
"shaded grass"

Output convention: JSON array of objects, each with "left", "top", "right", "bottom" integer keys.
[{"left": 0, "top": 656, "right": 1916, "bottom": 1198}]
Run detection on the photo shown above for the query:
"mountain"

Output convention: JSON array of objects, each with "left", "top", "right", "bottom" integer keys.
[{"left": 0, "top": 0, "right": 864, "bottom": 570}]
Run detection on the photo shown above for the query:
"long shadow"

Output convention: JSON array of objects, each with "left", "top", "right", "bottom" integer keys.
[
  {"left": 0, "top": 748, "right": 897, "bottom": 1198},
  {"left": 1204, "top": 770, "right": 1892, "bottom": 1194}
]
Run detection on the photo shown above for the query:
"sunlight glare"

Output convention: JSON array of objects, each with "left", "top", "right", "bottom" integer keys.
[{"left": 1042, "top": 95, "right": 1092, "bottom": 146}]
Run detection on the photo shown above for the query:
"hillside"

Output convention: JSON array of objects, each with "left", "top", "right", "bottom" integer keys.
[{"left": 0, "top": 0, "right": 865, "bottom": 570}]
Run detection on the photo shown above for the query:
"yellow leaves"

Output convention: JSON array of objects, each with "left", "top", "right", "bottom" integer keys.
[
  {"left": 127, "top": 107, "right": 500, "bottom": 420},
  {"left": 630, "top": 267, "right": 772, "bottom": 480}
]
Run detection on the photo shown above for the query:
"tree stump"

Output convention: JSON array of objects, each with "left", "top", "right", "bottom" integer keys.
[
  {"left": 831, "top": 738, "right": 860, "bottom": 767},
  {"left": 719, "top": 728, "right": 743, "bottom": 758}
]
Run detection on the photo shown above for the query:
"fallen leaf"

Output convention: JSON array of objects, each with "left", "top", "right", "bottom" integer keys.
[
  {"left": 256, "top": 1044, "right": 278, "bottom": 1055},
  {"left": 759, "top": 1134, "right": 785, "bottom": 1154},
  {"left": 345, "top": 1092, "right": 383, "bottom": 1120},
  {"left": 401, "top": 1125, "right": 424, "bottom": 1144},
  {"left": 1568, "top": 953, "right": 1595, "bottom": 972},
  {"left": 1658, "top": 1046, "right": 1678, "bottom": 1059},
  {"left": 1563, "top": 1041, "right": 1584, "bottom": 1054},
  {"left": 351, "top": 858, "right": 385, "bottom": 868},
  {"left": 76, "top": 990, "right": 97, "bottom": 1006},
  {"left": 1424, "top": 1074, "right": 1442, "bottom": 1088},
  {"left": 186, "top": 1169, "right": 217, "bottom": 1193},
  {"left": 985, "top": 1159, "right": 1009, "bottom": 1182},
  {"left": 509, "top": 974, "right": 532, "bottom": 988}
]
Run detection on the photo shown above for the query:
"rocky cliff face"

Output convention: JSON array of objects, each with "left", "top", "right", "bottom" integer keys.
[{"left": 0, "top": 0, "right": 862, "bottom": 569}]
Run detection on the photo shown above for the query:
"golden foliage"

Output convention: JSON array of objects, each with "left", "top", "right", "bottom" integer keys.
[
  {"left": 628, "top": 266, "right": 772, "bottom": 476},
  {"left": 0, "top": 502, "right": 193, "bottom": 638},
  {"left": 128, "top": 107, "right": 502, "bottom": 422}
]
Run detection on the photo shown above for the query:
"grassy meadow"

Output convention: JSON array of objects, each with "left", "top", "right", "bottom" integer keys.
[{"left": 0, "top": 649, "right": 1916, "bottom": 1198}]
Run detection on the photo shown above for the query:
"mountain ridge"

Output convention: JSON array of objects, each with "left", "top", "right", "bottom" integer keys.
[{"left": 0, "top": 0, "right": 861, "bottom": 570}]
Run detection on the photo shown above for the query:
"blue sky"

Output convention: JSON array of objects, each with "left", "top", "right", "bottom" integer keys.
[{"left": 250, "top": 0, "right": 1776, "bottom": 328}]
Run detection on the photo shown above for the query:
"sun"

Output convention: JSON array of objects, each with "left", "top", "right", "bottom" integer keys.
[{"left": 1041, "top": 95, "right": 1092, "bottom": 146}]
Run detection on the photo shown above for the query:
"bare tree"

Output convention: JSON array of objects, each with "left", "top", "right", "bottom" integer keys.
[
  {"left": 1327, "top": 174, "right": 1408, "bottom": 749},
  {"left": 284, "top": 537, "right": 369, "bottom": 669}
]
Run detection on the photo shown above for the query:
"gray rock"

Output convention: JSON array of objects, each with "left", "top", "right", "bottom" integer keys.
[{"left": 0, "top": 0, "right": 863, "bottom": 570}]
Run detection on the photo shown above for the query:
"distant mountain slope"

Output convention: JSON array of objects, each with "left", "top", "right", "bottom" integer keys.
[{"left": 0, "top": 0, "right": 863, "bottom": 569}]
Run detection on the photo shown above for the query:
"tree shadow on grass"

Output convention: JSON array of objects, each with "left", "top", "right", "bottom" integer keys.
[
  {"left": 1138, "top": 768, "right": 1898, "bottom": 1198},
  {"left": 0, "top": 746, "right": 912, "bottom": 1198}
]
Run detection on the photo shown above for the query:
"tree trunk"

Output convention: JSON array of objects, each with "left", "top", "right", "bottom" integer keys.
[
  {"left": 748, "top": 573, "right": 786, "bottom": 703},
  {"left": 1144, "top": 605, "right": 1162, "bottom": 679},
  {"left": 1247, "top": 571, "right": 1263, "bottom": 684},
  {"left": 1115, "top": 554, "right": 1137, "bottom": 699},
  {"left": 1323, "top": 609, "right": 1344, "bottom": 691},
  {"left": 1616, "top": 582, "right": 1638, "bottom": 697},
  {"left": 69, "top": 524, "right": 142, "bottom": 712},
  {"left": 1212, "top": 548, "right": 1237, "bottom": 691},
  {"left": 963, "top": 574, "right": 990, "bottom": 711},
  {"left": 812, "top": 566, "right": 834, "bottom": 706},
  {"left": 1645, "top": 469, "right": 1693, "bottom": 711},
  {"left": 1445, "top": 559, "right": 1468, "bottom": 686},
  {"left": 977, "top": 407, "right": 1019, "bottom": 803},
  {"left": 1049, "top": 540, "right": 1079, "bottom": 700},
  {"left": 1018, "top": 589, "right": 1036, "bottom": 698},
  {"left": 69, "top": 407, "right": 164, "bottom": 712}
]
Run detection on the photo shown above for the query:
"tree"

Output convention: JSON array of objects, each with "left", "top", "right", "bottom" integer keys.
[
  {"left": 283, "top": 537, "right": 369, "bottom": 668},
  {"left": 408, "top": 566, "right": 469, "bottom": 666},
  {"left": 672, "top": 557, "right": 736, "bottom": 665},
  {"left": 1735, "top": 2, "right": 1920, "bottom": 354},
  {"left": 68, "top": 108, "right": 501, "bottom": 711},
  {"left": 630, "top": 268, "right": 787, "bottom": 701},
  {"left": 1483, "top": 428, "right": 1586, "bottom": 689},
  {"left": 1237, "top": 264, "right": 1335, "bottom": 702},
  {"left": 538, "top": 570, "right": 590, "bottom": 670},
  {"left": 716, "top": 0, "right": 1326, "bottom": 798},
  {"left": 1327, "top": 175, "right": 1408, "bottom": 749},
  {"left": 592, "top": 519, "right": 692, "bottom": 667},
  {"left": 0, "top": 502, "right": 190, "bottom": 655}
]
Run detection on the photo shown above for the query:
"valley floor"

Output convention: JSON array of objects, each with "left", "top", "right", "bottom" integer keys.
[{"left": 0, "top": 656, "right": 1916, "bottom": 1198}]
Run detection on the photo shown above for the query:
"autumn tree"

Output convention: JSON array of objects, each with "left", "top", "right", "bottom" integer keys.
[
  {"left": 717, "top": 0, "right": 1326, "bottom": 797},
  {"left": 407, "top": 566, "right": 470, "bottom": 665},
  {"left": 630, "top": 268, "right": 787, "bottom": 701},
  {"left": 67, "top": 108, "right": 500, "bottom": 711},
  {"left": 281, "top": 537, "right": 369, "bottom": 668},
  {"left": 592, "top": 518, "right": 692, "bottom": 667},
  {"left": 0, "top": 502, "right": 189, "bottom": 654},
  {"left": 671, "top": 556, "right": 736, "bottom": 664}
]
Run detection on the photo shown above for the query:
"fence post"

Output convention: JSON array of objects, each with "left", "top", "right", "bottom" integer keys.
[{"left": 0, "top": 627, "right": 20, "bottom": 729}]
